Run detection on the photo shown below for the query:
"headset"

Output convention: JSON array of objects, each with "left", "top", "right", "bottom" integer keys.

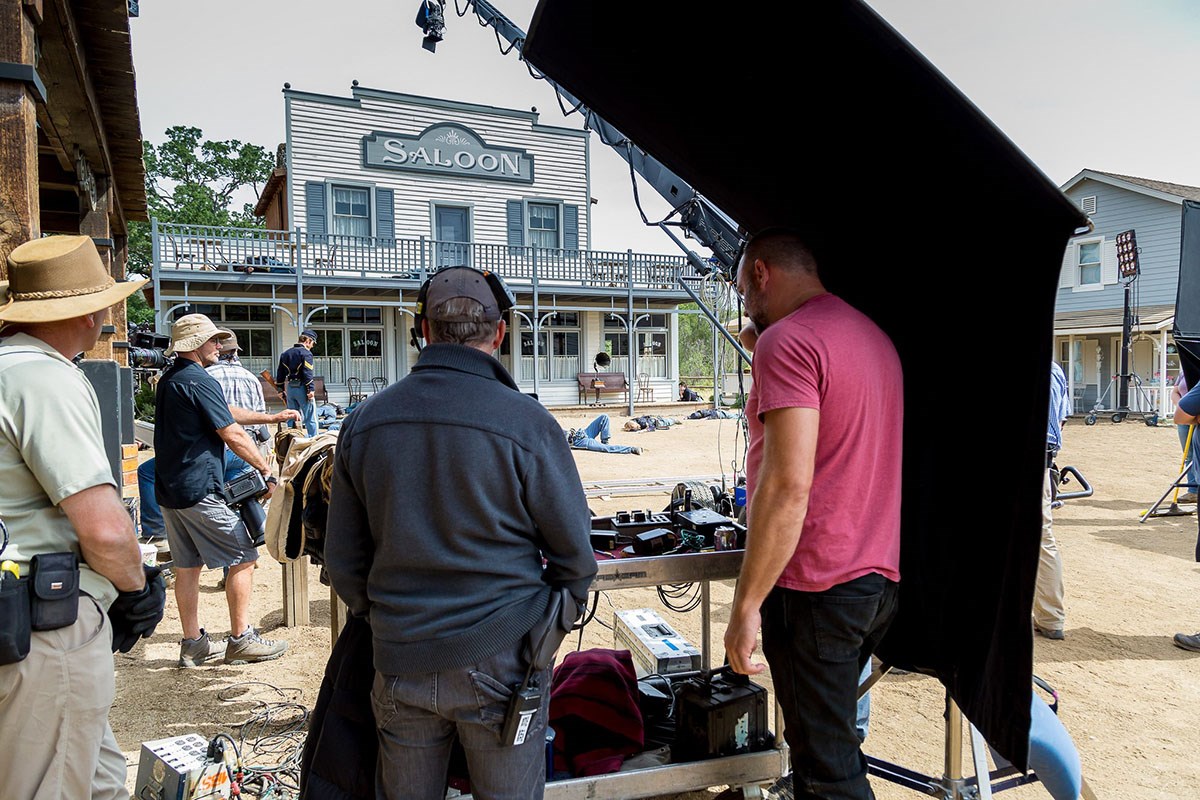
[{"left": 409, "top": 266, "right": 516, "bottom": 350}]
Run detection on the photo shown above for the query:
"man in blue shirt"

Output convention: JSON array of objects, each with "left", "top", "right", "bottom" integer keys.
[
  {"left": 1172, "top": 379, "right": 1200, "bottom": 651},
  {"left": 276, "top": 329, "right": 318, "bottom": 436},
  {"left": 157, "top": 314, "right": 289, "bottom": 666},
  {"left": 1035, "top": 362, "right": 1072, "bottom": 640}
]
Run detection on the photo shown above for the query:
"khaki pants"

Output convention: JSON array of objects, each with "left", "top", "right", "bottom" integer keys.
[
  {"left": 1033, "top": 469, "right": 1066, "bottom": 633},
  {"left": 0, "top": 596, "right": 128, "bottom": 800}
]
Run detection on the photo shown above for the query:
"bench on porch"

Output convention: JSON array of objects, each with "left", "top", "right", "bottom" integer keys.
[{"left": 577, "top": 372, "right": 629, "bottom": 405}]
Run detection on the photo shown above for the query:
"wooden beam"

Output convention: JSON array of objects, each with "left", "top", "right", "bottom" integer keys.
[{"left": 0, "top": 1, "right": 41, "bottom": 268}]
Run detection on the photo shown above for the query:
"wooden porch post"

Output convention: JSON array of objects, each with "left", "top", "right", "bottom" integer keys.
[
  {"left": 0, "top": 0, "right": 42, "bottom": 269},
  {"left": 82, "top": 186, "right": 118, "bottom": 361}
]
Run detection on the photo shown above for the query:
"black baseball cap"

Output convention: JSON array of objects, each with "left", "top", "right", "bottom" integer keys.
[
  {"left": 425, "top": 267, "right": 502, "bottom": 322},
  {"left": 300, "top": 329, "right": 318, "bottom": 341}
]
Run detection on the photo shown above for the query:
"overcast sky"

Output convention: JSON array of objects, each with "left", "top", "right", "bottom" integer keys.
[{"left": 130, "top": 0, "right": 1200, "bottom": 253}]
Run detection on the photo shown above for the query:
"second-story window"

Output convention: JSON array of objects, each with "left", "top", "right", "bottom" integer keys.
[
  {"left": 332, "top": 186, "right": 371, "bottom": 239},
  {"left": 528, "top": 203, "right": 559, "bottom": 249},
  {"left": 1078, "top": 241, "right": 1101, "bottom": 286}
]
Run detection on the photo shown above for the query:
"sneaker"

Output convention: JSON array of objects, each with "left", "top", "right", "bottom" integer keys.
[
  {"left": 178, "top": 629, "right": 227, "bottom": 667},
  {"left": 1034, "top": 625, "right": 1065, "bottom": 641},
  {"left": 1173, "top": 632, "right": 1200, "bottom": 652},
  {"left": 224, "top": 626, "right": 288, "bottom": 665},
  {"left": 1179, "top": 492, "right": 1198, "bottom": 504},
  {"left": 631, "top": 447, "right": 644, "bottom": 455}
]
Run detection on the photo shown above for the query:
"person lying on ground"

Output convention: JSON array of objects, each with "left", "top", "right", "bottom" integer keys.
[
  {"left": 565, "top": 414, "right": 643, "bottom": 454},
  {"left": 623, "top": 415, "right": 683, "bottom": 431}
]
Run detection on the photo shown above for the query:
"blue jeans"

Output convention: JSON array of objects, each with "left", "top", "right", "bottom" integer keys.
[
  {"left": 761, "top": 573, "right": 899, "bottom": 800},
  {"left": 288, "top": 384, "right": 317, "bottom": 437},
  {"left": 138, "top": 451, "right": 253, "bottom": 539},
  {"left": 371, "top": 643, "right": 551, "bottom": 800},
  {"left": 1177, "top": 424, "right": 1199, "bottom": 492},
  {"left": 569, "top": 415, "right": 637, "bottom": 454}
]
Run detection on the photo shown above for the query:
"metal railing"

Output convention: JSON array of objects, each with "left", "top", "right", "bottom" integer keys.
[{"left": 152, "top": 221, "right": 694, "bottom": 290}]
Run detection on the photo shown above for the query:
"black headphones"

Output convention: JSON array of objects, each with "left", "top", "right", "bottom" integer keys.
[{"left": 410, "top": 266, "right": 516, "bottom": 350}]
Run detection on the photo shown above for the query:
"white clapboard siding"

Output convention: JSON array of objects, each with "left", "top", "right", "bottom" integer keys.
[{"left": 288, "top": 90, "right": 589, "bottom": 247}]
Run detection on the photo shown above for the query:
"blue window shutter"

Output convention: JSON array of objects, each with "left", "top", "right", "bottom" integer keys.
[
  {"left": 376, "top": 187, "right": 395, "bottom": 248},
  {"left": 506, "top": 200, "right": 524, "bottom": 247},
  {"left": 563, "top": 204, "right": 579, "bottom": 252},
  {"left": 305, "top": 182, "right": 327, "bottom": 243}
]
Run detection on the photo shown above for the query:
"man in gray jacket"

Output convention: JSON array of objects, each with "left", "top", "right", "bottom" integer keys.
[{"left": 326, "top": 267, "right": 596, "bottom": 800}]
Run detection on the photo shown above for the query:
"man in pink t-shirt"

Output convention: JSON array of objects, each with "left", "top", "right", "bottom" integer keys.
[{"left": 724, "top": 229, "right": 902, "bottom": 800}]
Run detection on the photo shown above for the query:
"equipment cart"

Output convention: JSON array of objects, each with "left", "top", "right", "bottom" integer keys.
[{"left": 543, "top": 550, "right": 788, "bottom": 800}]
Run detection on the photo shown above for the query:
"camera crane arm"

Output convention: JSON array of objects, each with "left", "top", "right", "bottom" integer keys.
[{"left": 420, "top": 0, "right": 745, "bottom": 277}]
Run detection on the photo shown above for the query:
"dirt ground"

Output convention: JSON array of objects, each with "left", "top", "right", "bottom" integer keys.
[{"left": 117, "top": 408, "right": 1200, "bottom": 798}]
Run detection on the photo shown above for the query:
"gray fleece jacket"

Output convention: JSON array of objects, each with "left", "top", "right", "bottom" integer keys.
[{"left": 325, "top": 343, "right": 597, "bottom": 674}]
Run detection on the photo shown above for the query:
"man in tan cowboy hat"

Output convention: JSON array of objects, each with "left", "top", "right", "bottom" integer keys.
[
  {"left": 0, "top": 235, "right": 166, "bottom": 798},
  {"left": 155, "top": 313, "right": 289, "bottom": 666}
]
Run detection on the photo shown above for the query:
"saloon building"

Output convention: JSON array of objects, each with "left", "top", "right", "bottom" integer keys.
[{"left": 150, "top": 85, "right": 704, "bottom": 406}]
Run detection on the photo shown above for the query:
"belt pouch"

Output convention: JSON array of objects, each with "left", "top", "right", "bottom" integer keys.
[
  {"left": 0, "top": 577, "right": 31, "bottom": 665},
  {"left": 29, "top": 552, "right": 79, "bottom": 631}
]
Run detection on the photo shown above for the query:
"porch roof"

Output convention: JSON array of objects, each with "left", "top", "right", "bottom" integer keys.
[{"left": 1053, "top": 304, "right": 1175, "bottom": 335}]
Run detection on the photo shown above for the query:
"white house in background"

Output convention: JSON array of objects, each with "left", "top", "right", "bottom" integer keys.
[
  {"left": 1056, "top": 169, "right": 1200, "bottom": 417},
  {"left": 150, "top": 85, "right": 706, "bottom": 406}
]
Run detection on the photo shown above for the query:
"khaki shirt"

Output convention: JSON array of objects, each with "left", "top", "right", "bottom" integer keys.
[{"left": 0, "top": 333, "right": 120, "bottom": 608}]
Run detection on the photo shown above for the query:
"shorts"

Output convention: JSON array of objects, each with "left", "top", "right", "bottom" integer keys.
[{"left": 163, "top": 493, "right": 259, "bottom": 569}]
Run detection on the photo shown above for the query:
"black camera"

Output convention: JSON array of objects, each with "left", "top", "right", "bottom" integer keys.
[
  {"left": 223, "top": 471, "right": 270, "bottom": 547},
  {"left": 128, "top": 328, "right": 172, "bottom": 370}
]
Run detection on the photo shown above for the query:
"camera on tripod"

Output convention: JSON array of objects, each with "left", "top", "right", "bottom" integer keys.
[{"left": 128, "top": 329, "right": 172, "bottom": 371}]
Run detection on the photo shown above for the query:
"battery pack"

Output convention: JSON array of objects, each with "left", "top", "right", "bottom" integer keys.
[
  {"left": 134, "top": 733, "right": 212, "bottom": 800},
  {"left": 613, "top": 607, "right": 701, "bottom": 677},
  {"left": 673, "top": 669, "right": 772, "bottom": 762}
]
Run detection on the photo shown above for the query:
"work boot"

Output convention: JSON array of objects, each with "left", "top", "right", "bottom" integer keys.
[
  {"left": 224, "top": 626, "right": 288, "bottom": 665},
  {"left": 178, "top": 629, "right": 227, "bottom": 668},
  {"left": 1173, "top": 632, "right": 1200, "bottom": 652},
  {"left": 1179, "top": 492, "right": 1198, "bottom": 504}
]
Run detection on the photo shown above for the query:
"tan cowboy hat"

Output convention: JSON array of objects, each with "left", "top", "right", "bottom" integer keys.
[
  {"left": 0, "top": 236, "right": 147, "bottom": 324},
  {"left": 166, "top": 313, "right": 231, "bottom": 355}
]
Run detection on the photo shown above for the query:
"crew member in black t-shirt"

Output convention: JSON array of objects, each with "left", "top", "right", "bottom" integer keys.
[{"left": 156, "top": 314, "right": 289, "bottom": 667}]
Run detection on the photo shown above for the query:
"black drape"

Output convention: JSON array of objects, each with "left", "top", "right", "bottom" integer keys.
[{"left": 525, "top": 0, "right": 1086, "bottom": 767}]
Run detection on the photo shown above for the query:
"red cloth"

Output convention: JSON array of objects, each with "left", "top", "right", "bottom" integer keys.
[
  {"left": 745, "top": 293, "right": 904, "bottom": 592},
  {"left": 550, "top": 649, "right": 644, "bottom": 776}
]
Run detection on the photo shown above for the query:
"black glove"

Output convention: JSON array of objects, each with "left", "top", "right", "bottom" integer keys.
[{"left": 108, "top": 564, "right": 166, "bottom": 654}]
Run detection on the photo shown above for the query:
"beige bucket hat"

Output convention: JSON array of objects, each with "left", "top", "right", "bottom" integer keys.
[
  {"left": 0, "top": 235, "right": 148, "bottom": 324},
  {"left": 217, "top": 328, "right": 242, "bottom": 354},
  {"left": 166, "top": 313, "right": 231, "bottom": 355}
]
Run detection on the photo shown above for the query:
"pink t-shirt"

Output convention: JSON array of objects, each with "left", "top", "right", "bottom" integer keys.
[{"left": 745, "top": 294, "right": 903, "bottom": 592}]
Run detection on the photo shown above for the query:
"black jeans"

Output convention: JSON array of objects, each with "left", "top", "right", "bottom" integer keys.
[{"left": 761, "top": 573, "right": 899, "bottom": 800}]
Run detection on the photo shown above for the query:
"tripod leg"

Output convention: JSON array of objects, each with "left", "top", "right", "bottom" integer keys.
[{"left": 969, "top": 722, "right": 994, "bottom": 800}]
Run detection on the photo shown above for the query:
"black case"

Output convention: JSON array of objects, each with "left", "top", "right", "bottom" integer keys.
[
  {"left": 29, "top": 552, "right": 79, "bottom": 631},
  {"left": 673, "top": 669, "right": 772, "bottom": 762},
  {"left": 0, "top": 576, "right": 31, "bottom": 664}
]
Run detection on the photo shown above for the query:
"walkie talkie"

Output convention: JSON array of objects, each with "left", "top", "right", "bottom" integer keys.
[{"left": 500, "top": 662, "right": 543, "bottom": 746}]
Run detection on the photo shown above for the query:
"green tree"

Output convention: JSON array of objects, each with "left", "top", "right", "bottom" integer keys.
[{"left": 126, "top": 126, "right": 274, "bottom": 276}]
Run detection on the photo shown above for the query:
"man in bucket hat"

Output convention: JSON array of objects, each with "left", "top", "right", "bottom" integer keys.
[
  {"left": 155, "top": 313, "right": 288, "bottom": 666},
  {"left": 0, "top": 235, "right": 166, "bottom": 798}
]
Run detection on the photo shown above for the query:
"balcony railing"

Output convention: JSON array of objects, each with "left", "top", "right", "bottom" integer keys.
[{"left": 152, "top": 221, "right": 694, "bottom": 291}]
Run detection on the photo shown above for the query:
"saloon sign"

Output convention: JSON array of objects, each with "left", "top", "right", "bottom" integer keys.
[{"left": 362, "top": 123, "right": 534, "bottom": 184}]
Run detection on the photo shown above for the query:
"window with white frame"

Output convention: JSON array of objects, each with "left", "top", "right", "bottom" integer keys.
[
  {"left": 308, "top": 307, "right": 384, "bottom": 384},
  {"left": 332, "top": 186, "right": 371, "bottom": 239},
  {"left": 528, "top": 203, "right": 560, "bottom": 249},
  {"left": 604, "top": 313, "right": 669, "bottom": 378},
  {"left": 1077, "top": 241, "right": 1101, "bottom": 286},
  {"left": 520, "top": 312, "right": 579, "bottom": 381}
]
